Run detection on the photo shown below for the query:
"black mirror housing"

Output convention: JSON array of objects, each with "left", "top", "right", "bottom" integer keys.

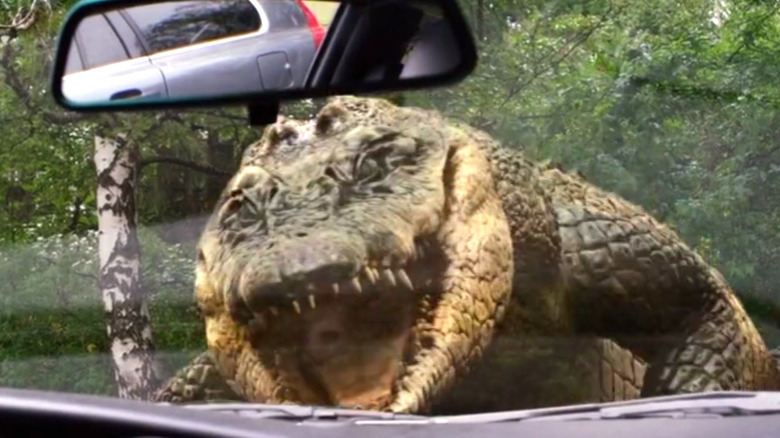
[{"left": 50, "top": 0, "right": 477, "bottom": 117}]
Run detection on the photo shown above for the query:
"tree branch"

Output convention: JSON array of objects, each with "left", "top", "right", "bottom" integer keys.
[
  {"left": 139, "top": 156, "right": 232, "bottom": 177},
  {"left": 725, "top": 2, "right": 780, "bottom": 64},
  {"left": 66, "top": 195, "right": 85, "bottom": 233},
  {"left": 498, "top": 7, "right": 613, "bottom": 110},
  {"left": 39, "top": 254, "right": 99, "bottom": 281},
  {"left": 0, "top": 4, "right": 94, "bottom": 126},
  {"left": 0, "top": 0, "right": 49, "bottom": 32}
]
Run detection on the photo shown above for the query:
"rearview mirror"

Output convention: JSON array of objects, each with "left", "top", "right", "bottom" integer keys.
[{"left": 51, "top": 0, "right": 477, "bottom": 114}]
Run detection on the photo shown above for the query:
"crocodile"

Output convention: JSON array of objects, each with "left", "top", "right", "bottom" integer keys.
[{"left": 154, "top": 96, "right": 780, "bottom": 414}]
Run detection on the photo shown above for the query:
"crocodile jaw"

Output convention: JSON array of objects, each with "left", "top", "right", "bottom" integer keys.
[
  {"left": 196, "top": 237, "right": 443, "bottom": 409},
  {"left": 289, "top": 292, "right": 415, "bottom": 409},
  {"left": 249, "top": 257, "right": 439, "bottom": 409}
]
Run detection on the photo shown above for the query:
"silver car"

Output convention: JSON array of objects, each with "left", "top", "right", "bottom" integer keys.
[{"left": 61, "top": 0, "right": 328, "bottom": 102}]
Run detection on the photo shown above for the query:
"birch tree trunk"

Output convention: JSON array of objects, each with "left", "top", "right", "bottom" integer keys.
[
  {"left": 710, "top": 0, "right": 730, "bottom": 27},
  {"left": 94, "top": 133, "right": 161, "bottom": 400}
]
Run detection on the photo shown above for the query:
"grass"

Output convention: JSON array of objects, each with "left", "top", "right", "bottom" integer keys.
[
  {"left": 0, "top": 299, "right": 205, "bottom": 395},
  {"left": 0, "top": 228, "right": 205, "bottom": 396}
]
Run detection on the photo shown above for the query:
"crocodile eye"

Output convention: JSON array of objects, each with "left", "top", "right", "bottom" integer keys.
[
  {"left": 354, "top": 157, "right": 382, "bottom": 183},
  {"left": 353, "top": 145, "right": 396, "bottom": 183},
  {"left": 195, "top": 302, "right": 217, "bottom": 318}
]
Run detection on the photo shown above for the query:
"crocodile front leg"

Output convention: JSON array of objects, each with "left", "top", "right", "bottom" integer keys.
[
  {"left": 154, "top": 352, "right": 244, "bottom": 403},
  {"left": 429, "top": 335, "right": 646, "bottom": 414},
  {"left": 555, "top": 203, "right": 780, "bottom": 395},
  {"left": 641, "top": 266, "right": 779, "bottom": 394}
]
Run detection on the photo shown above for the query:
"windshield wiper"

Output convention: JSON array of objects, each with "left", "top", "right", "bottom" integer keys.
[
  {"left": 421, "top": 391, "right": 780, "bottom": 424},
  {"left": 165, "top": 391, "right": 780, "bottom": 425},
  {"left": 171, "top": 402, "right": 426, "bottom": 423}
]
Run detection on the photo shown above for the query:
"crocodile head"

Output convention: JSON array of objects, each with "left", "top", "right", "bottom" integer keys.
[{"left": 195, "top": 96, "right": 513, "bottom": 413}]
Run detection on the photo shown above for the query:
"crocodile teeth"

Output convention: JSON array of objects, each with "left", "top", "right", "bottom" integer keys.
[
  {"left": 292, "top": 300, "right": 302, "bottom": 315},
  {"left": 308, "top": 294, "right": 317, "bottom": 310},
  {"left": 331, "top": 283, "right": 340, "bottom": 295},
  {"left": 364, "top": 267, "right": 379, "bottom": 284},
  {"left": 381, "top": 269, "right": 396, "bottom": 287},
  {"left": 415, "top": 244, "right": 425, "bottom": 259},
  {"left": 349, "top": 277, "right": 362, "bottom": 294},
  {"left": 269, "top": 306, "right": 280, "bottom": 316},
  {"left": 396, "top": 269, "right": 413, "bottom": 290}
]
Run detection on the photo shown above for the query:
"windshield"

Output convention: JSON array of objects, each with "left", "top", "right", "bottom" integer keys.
[{"left": 2, "top": 0, "right": 780, "bottom": 416}]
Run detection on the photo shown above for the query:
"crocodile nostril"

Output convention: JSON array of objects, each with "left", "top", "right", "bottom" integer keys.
[
  {"left": 218, "top": 197, "right": 243, "bottom": 227},
  {"left": 267, "top": 186, "right": 279, "bottom": 202},
  {"left": 324, "top": 166, "right": 339, "bottom": 181}
]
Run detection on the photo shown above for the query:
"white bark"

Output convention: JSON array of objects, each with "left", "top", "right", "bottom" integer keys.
[
  {"left": 94, "top": 134, "right": 161, "bottom": 400},
  {"left": 710, "top": 0, "right": 730, "bottom": 27}
]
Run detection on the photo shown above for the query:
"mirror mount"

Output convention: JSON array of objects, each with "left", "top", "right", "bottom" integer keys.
[{"left": 247, "top": 100, "right": 280, "bottom": 127}]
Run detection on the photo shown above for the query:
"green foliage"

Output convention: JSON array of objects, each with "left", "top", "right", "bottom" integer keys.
[
  {"left": 0, "top": 229, "right": 204, "bottom": 394},
  {"left": 406, "top": 0, "right": 780, "bottom": 325}
]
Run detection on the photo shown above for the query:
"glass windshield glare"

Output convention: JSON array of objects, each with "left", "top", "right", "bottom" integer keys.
[{"left": 1, "top": 0, "right": 780, "bottom": 415}]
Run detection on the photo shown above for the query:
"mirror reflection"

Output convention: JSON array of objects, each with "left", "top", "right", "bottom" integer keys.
[{"left": 60, "top": 0, "right": 462, "bottom": 105}]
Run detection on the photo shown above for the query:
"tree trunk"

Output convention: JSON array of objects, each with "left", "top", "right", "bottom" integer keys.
[
  {"left": 710, "top": 0, "right": 729, "bottom": 27},
  {"left": 94, "top": 133, "right": 161, "bottom": 400},
  {"left": 476, "top": 0, "right": 484, "bottom": 41},
  {"left": 205, "top": 129, "right": 235, "bottom": 206}
]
